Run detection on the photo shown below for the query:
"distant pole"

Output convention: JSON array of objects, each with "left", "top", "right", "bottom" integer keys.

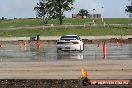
[
  {"left": 101, "top": 6, "right": 104, "bottom": 23},
  {"left": 93, "top": 9, "right": 95, "bottom": 23}
]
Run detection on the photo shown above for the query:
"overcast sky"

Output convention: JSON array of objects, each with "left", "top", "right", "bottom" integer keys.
[{"left": 0, "top": 0, "right": 129, "bottom": 18}]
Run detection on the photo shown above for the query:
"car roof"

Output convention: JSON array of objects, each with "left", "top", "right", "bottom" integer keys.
[
  {"left": 63, "top": 35, "right": 78, "bottom": 36},
  {"left": 60, "top": 35, "right": 80, "bottom": 40}
]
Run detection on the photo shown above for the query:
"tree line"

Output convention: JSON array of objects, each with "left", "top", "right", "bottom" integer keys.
[
  {"left": 126, "top": 0, "right": 132, "bottom": 18},
  {"left": 34, "top": 0, "right": 92, "bottom": 25},
  {"left": 34, "top": 0, "right": 132, "bottom": 25},
  {"left": 34, "top": 0, "right": 74, "bottom": 25}
]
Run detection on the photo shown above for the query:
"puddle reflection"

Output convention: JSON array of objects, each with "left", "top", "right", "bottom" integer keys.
[
  {"left": 0, "top": 43, "right": 132, "bottom": 62},
  {"left": 57, "top": 51, "right": 83, "bottom": 60}
]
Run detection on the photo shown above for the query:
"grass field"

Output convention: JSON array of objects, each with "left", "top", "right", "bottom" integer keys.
[
  {"left": 0, "top": 18, "right": 132, "bottom": 37},
  {"left": 0, "top": 26, "right": 131, "bottom": 37},
  {"left": 0, "top": 18, "right": 131, "bottom": 28}
]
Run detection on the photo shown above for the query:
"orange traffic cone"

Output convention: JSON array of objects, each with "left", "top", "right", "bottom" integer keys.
[
  {"left": 24, "top": 41, "right": 27, "bottom": 50},
  {"left": 36, "top": 41, "right": 41, "bottom": 50},
  {"left": 24, "top": 41, "right": 27, "bottom": 47},
  {"left": 19, "top": 42, "right": 23, "bottom": 48},
  {"left": 103, "top": 41, "right": 107, "bottom": 59}
]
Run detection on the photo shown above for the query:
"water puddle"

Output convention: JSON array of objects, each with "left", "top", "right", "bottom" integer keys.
[{"left": 0, "top": 42, "right": 132, "bottom": 62}]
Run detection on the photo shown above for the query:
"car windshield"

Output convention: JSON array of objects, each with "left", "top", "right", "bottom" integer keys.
[{"left": 61, "top": 36, "right": 80, "bottom": 40}]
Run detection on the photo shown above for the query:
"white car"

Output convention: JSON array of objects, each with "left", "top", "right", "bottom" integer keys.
[{"left": 57, "top": 35, "right": 84, "bottom": 52}]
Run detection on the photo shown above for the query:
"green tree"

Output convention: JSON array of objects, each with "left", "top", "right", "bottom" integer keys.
[
  {"left": 78, "top": 9, "right": 89, "bottom": 19},
  {"left": 34, "top": 0, "right": 52, "bottom": 24},
  {"left": 34, "top": 0, "right": 74, "bottom": 25},
  {"left": 125, "top": 0, "right": 132, "bottom": 17}
]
